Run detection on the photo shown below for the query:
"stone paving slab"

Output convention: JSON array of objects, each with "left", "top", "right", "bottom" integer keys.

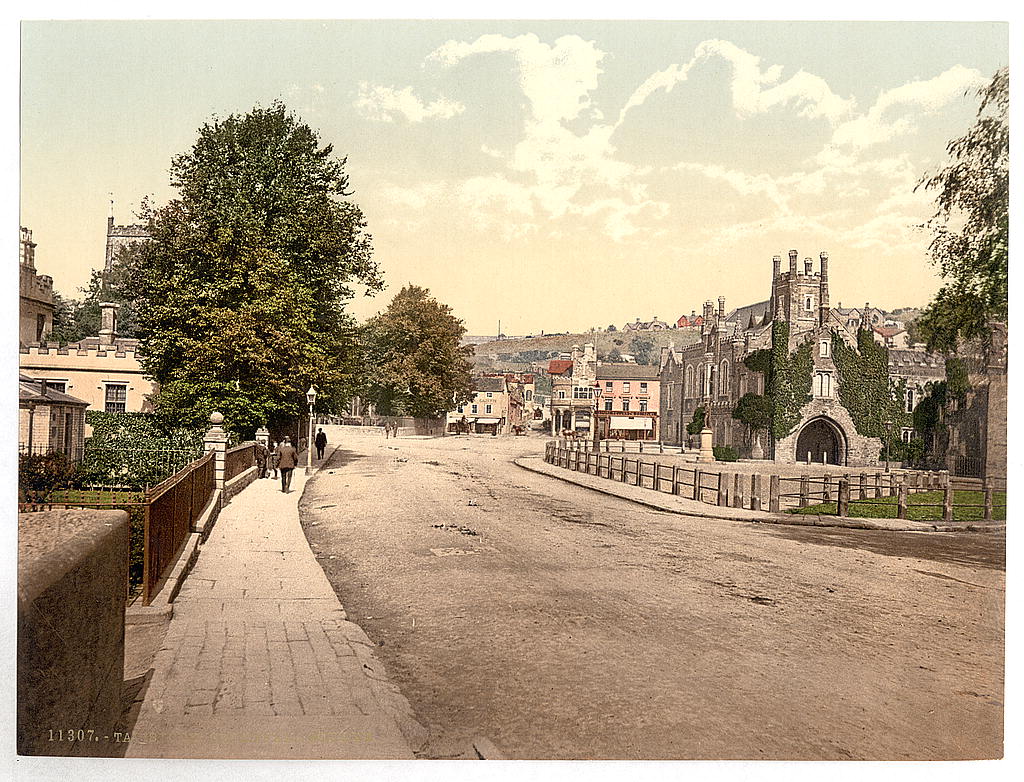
[{"left": 127, "top": 458, "right": 424, "bottom": 759}]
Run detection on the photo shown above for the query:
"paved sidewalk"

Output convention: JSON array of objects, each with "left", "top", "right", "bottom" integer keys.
[
  {"left": 515, "top": 456, "right": 1004, "bottom": 533},
  {"left": 127, "top": 461, "right": 424, "bottom": 759}
]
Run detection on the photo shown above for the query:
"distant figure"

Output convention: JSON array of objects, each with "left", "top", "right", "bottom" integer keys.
[
  {"left": 255, "top": 440, "right": 269, "bottom": 478},
  {"left": 276, "top": 436, "right": 299, "bottom": 493},
  {"left": 382, "top": 420, "right": 390, "bottom": 439},
  {"left": 269, "top": 441, "right": 280, "bottom": 479},
  {"left": 315, "top": 427, "right": 327, "bottom": 460},
  {"left": 391, "top": 421, "right": 400, "bottom": 439}
]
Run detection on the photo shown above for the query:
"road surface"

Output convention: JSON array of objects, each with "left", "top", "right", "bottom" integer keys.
[{"left": 300, "top": 428, "right": 1004, "bottom": 760}]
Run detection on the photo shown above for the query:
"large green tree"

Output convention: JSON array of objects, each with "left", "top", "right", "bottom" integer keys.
[
  {"left": 122, "top": 102, "right": 381, "bottom": 437},
  {"left": 47, "top": 261, "right": 142, "bottom": 344},
  {"left": 915, "top": 66, "right": 1008, "bottom": 353},
  {"left": 360, "top": 285, "right": 474, "bottom": 418}
]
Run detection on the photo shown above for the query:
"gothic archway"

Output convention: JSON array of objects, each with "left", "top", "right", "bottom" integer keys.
[{"left": 795, "top": 416, "right": 847, "bottom": 465}]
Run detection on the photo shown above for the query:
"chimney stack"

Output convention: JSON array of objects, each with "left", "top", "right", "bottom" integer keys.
[
  {"left": 819, "top": 251, "right": 829, "bottom": 279},
  {"left": 772, "top": 254, "right": 781, "bottom": 278},
  {"left": 717, "top": 296, "right": 726, "bottom": 318},
  {"left": 818, "top": 251, "right": 830, "bottom": 325},
  {"left": 99, "top": 301, "right": 118, "bottom": 344},
  {"left": 804, "top": 257, "right": 813, "bottom": 275},
  {"left": 788, "top": 249, "right": 798, "bottom": 275}
]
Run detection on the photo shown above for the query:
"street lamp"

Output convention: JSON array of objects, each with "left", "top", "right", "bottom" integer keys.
[
  {"left": 592, "top": 385, "right": 603, "bottom": 450},
  {"left": 305, "top": 385, "right": 317, "bottom": 475}
]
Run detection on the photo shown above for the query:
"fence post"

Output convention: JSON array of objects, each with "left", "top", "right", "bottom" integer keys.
[
  {"left": 769, "top": 474, "right": 780, "bottom": 513},
  {"left": 799, "top": 475, "right": 809, "bottom": 508},
  {"left": 639, "top": 440, "right": 644, "bottom": 453},
  {"left": 897, "top": 483, "right": 908, "bottom": 520},
  {"left": 873, "top": 473, "right": 882, "bottom": 499},
  {"left": 718, "top": 474, "right": 729, "bottom": 507},
  {"left": 204, "top": 411, "right": 229, "bottom": 502},
  {"left": 943, "top": 483, "right": 954, "bottom": 522},
  {"left": 888, "top": 472, "right": 898, "bottom": 497},
  {"left": 672, "top": 466, "right": 680, "bottom": 496},
  {"left": 750, "top": 475, "right": 762, "bottom": 512},
  {"left": 693, "top": 469, "right": 702, "bottom": 501},
  {"left": 822, "top": 473, "right": 832, "bottom": 503},
  {"left": 731, "top": 473, "right": 742, "bottom": 508},
  {"left": 984, "top": 479, "right": 993, "bottom": 522},
  {"left": 859, "top": 472, "right": 867, "bottom": 500},
  {"left": 838, "top": 477, "right": 850, "bottom": 517},
  {"left": 636, "top": 458, "right": 642, "bottom": 486}
]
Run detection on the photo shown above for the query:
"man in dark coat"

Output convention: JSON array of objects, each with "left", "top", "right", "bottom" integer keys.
[
  {"left": 276, "top": 436, "right": 299, "bottom": 493},
  {"left": 314, "top": 428, "right": 328, "bottom": 460},
  {"left": 255, "top": 440, "right": 269, "bottom": 478}
]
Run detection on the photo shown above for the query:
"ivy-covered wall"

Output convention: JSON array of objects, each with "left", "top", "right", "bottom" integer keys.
[
  {"left": 831, "top": 329, "right": 911, "bottom": 454},
  {"left": 766, "top": 321, "right": 814, "bottom": 440}
]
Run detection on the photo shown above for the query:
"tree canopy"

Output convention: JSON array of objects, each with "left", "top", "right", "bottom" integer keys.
[
  {"left": 915, "top": 66, "right": 1008, "bottom": 353},
  {"left": 359, "top": 285, "right": 475, "bottom": 418},
  {"left": 122, "top": 102, "right": 381, "bottom": 436},
  {"left": 47, "top": 261, "right": 141, "bottom": 345}
]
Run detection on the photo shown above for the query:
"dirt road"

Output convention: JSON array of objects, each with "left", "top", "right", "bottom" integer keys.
[{"left": 300, "top": 428, "right": 1004, "bottom": 760}]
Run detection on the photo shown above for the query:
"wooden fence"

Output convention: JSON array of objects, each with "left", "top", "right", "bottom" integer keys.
[{"left": 544, "top": 441, "right": 1005, "bottom": 523}]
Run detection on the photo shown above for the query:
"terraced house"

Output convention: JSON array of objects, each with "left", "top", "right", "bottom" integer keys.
[{"left": 659, "top": 250, "right": 947, "bottom": 467}]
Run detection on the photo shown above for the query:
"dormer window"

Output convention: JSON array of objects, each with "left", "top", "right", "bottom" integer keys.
[{"left": 819, "top": 340, "right": 830, "bottom": 357}]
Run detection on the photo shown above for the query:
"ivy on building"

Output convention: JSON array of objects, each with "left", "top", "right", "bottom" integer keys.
[
  {"left": 831, "top": 328, "right": 911, "bottom": 455},
  {"left": 766, "top": 321, "right": 814, "bottom": 440}
]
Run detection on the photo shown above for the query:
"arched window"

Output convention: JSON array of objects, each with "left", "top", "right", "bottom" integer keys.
[{"left": 720, "top": 359, "right": 730, "bottom": 397}]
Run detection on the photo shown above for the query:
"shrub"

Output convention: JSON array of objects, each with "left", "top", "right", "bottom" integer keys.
[
  {"left": 18, "top": 452, "right": 83, "bottom": 502},
  {"left": 713, "top": 445, "right": 739, "bottom": 462}
]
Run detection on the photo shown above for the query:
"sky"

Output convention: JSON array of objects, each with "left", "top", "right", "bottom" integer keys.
[{"left": 19, "top": 19, "right": 1009, "bottom": 336}]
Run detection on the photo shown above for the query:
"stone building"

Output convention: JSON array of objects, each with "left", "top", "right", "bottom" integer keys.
[
  {"left": 447, "top": 376, "right": 510, "bottom": 435},
  {"left": 104, "top": 214, "right": 151, "bottom": 272},
  {"left": 659, "top": 250, "right": 945, "bottom": 467},
  {"left": 548, "top": 344, "right": 598, "bottom": 435},
  {"left": 19, "top": 375, "right": 88, "bottom": 459},
  {"left": 594, "top": 364, "right": 661, "bottom": 441},
  {"left": 19, "top": 227, "right": 56, "bottom": 346}
]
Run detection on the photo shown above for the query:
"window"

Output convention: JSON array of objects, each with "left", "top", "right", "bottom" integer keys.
[
  {"left": 719, "top": 360, "right": 729, "bottom": 397},
  {"left": 685, "top": 366, "right": 694, "bottom": 399},
  {"left": 605, "top": 381, "right": 613, "bottom": 390},
  {"left": 639, "top": 400, "right": 648, "bottom": 412},
  {"left": 471, "top": 404, "right": 478, "bottom": 413},
  {"left": 36, "top": 314, "right": 46, "bottom": 342},
  {"left": 604, "top": 399, "right": 612, "bottom": 411},
  {"left": 104, "top": 383, "right": 127, "bottom": 413},
  {"left": 485, "top": 404, "right": 492, "bottom": 414},
  {"left": 640, "top": 382, "right": 648, "bottom": 393},
  {"left": 457, "top": 405, "right": 464, "bottom": 413},
  {"left": 525, "top": 390, "right": 532, "bottom": 401},
  {"left": 623, "top": 382, "right": 630, "bottom": 393},
  {"left": 906, "top": 388, "right": 915, "bottom": 413},
  {"left": 558, "top": 390, "right": 566, "bottom": 399},
  {"left": 814, "top": 372, "right": 832, "bottom": 398},
  {"left": 486, "top": 392, "right": 493, "bottom": 398},
  {"left": 819, "top": 340, "right": 830, "bottom": 357},
  {"left": 902, "top": 428, "right": 913, "bottom": 444},
  {"left": 622, "top": 399, "right": 630, "bottom": 412},
  {"left": 805, "top": 296, "right": 813, "bottom": 311},
  {"left": 45, "top": 380, "right": 67, "bottom": 394}
]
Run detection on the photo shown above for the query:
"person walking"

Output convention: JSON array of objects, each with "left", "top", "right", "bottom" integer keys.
[
  {"left": 255, "top": 440, "right": 269, "bottom": 478},
  {"left": 276, "top": 436, "right": 299, "bottom": 493},
  {"left": 314, "top": 427, "right": 328, "bottom": 460},
  {"left": 269, "top": 441, "right": 280, "bottom": 479}
]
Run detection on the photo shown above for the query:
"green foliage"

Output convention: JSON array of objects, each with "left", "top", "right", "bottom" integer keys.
[
  {"left": 831, "top": 329, "right": 911, "bottom": 456},
  {"left": 46, "top": 262, "right": 142, "bottom": 345},
  {"left": 944, "top": 357, "right": 971, "bottom": 399},
  {"left": 629, "top": 335, "right": 656, "bottom": 365},
  {"left": 731, "top": 392, "right": 772, "bottom": 439},
  {"left": 686, "top": 405, "right": 707, "bottom": 436},
  {"left": 121, "top": 102, "right": 380, "bottom": 435},
  {"left": 742, "top": 349, "right": 771, "bottom": 375},
  {"left": 81, "top": 411, "right": 203, "bottom": 487},
  {"left": 767, "top": 321, "right": 813, "bottom": 439},
  {"left": 606, "top": 347, "right": 623, "bottom": 363},
  {"left": 713, "top": 445, "right": 738, "bottom": 462},
  {"left": 18, "top": 453, "right": 83, "bottom": 502},
  {"left": 916, "top": 67, "right": 1008, "bottom": 352},
  {"left": 789, "top": 489, "right": 1005, "bottom": 522},
  {"left": 360, "top": 285, "right": 474, "bottom": 418}
]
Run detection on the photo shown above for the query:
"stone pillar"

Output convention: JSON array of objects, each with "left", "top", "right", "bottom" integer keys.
[
  {"left": 98, "top": 301, "right": 117, "bottom": 344},
  {"left": 751, "top": 431, "right": 764, "bottom": 460},
  {"left": 255, "top": 426, "right": 270, "bottom": 447},
  {"left": 204, "top": 411, "right": 228, "bottom": 495},
  {"left": 697, "top": 426, "right": 714, "bottom": 462}
]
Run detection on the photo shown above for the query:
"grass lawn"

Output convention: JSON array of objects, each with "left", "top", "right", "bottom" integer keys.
[{"left": 788, "top": 489, "right": 1006, "bottom": 522}]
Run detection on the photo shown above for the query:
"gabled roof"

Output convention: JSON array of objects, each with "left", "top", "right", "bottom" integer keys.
[
  {"left": 473, "top": 376, "right": 506, "bottom": 393},
  {"left": 547, "top": 359, "right": 573, "bottom": 375},
  {"left": 19, "top": 375, "right": 89, "bottom": 406},
  {"left": 597, "top": 364, "right": 661, "bottom": 380}
]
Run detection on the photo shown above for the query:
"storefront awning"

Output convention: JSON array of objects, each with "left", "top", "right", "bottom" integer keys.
[{"left": 476, "top": 418, "right": 501, "bottom": 424}]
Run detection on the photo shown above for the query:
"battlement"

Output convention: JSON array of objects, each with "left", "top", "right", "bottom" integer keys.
[{"left": 20, "top": 337, "right": 141, "bottom": 360}]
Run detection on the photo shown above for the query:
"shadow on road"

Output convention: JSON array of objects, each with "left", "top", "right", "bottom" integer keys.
[{"left": 758, "top": 525, "right": 1005, "bottom": 571}]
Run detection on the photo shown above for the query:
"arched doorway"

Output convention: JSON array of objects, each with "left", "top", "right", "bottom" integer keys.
[{"left": 795, "top": 416, "right": 847, "bottom": 465}]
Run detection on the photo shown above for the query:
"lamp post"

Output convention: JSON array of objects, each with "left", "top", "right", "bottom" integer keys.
[
  {"left": 883, "top": 419, "right": 893, "bottom": 473},
  {"left": 592, "top": 385, "right": 603, "bottom": 449},
  {"left": 305, "top": 385, "right": 317, "bottom": 475},
  {"left": 26, "top": 401, "right": 37, "bottom": 455}
]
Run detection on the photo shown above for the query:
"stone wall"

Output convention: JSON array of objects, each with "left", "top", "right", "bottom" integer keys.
[{"left": 18, "top": 509, "right": 128, "bottom": 756}]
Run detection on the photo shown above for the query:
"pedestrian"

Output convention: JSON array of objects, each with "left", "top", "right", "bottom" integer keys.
[
  {"left": 276, "top": 436, "right": 299, "bottom": 493},
  {"left": 269, "top": 441, "right": 280, "bottom": 479},
  {"left": 255, "top": 440, "right": 269, "bottom": 478},
  {"left": 315, "top": 427, "right": 328, "bottom": 460},
  {"left": 382, "top": 420, "right": 390, "bottom": 439}
]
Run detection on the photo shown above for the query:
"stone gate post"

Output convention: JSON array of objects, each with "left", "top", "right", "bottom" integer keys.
[{"left": 204, "top": 411, "right": 229, "bottom": 495}]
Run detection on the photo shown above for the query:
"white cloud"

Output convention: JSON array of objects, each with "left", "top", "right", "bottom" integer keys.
[
  {"left": 830, "top": 65, "right": 982, "bottom": 149},
  {"left": 673, "top": 162, "right": 791, "bottom": 213},
  {"left": 354, "top": 82, "right": 464, "bottom": 123}
]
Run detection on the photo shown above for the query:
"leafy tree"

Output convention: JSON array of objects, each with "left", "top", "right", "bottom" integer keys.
[
  {"left": 915, "top": 67, "right": 1008, "bottom": 352},
  {"left": 606, "top": 347, "right": 623, "bottom": 362},
  {"left": 731, "top": 392, "right": 772, "bottom": 443},
  {"left": 630, "top": 335, "right": 656, "bottom": 365},
  {"left": 46, "top": 260, "right": 142, "bottom": 344},
  {"left": 121, "top": 102, "right": 381, "bottom": 437},
  {"left": 607, "top": 324, "right": 617, "bottom": 332},
  {"left": 686, "top": 405, "right": 707, "bottom": 436},
  {"left": 360, "top": 285, "right": 474, "bottom": 418}
]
